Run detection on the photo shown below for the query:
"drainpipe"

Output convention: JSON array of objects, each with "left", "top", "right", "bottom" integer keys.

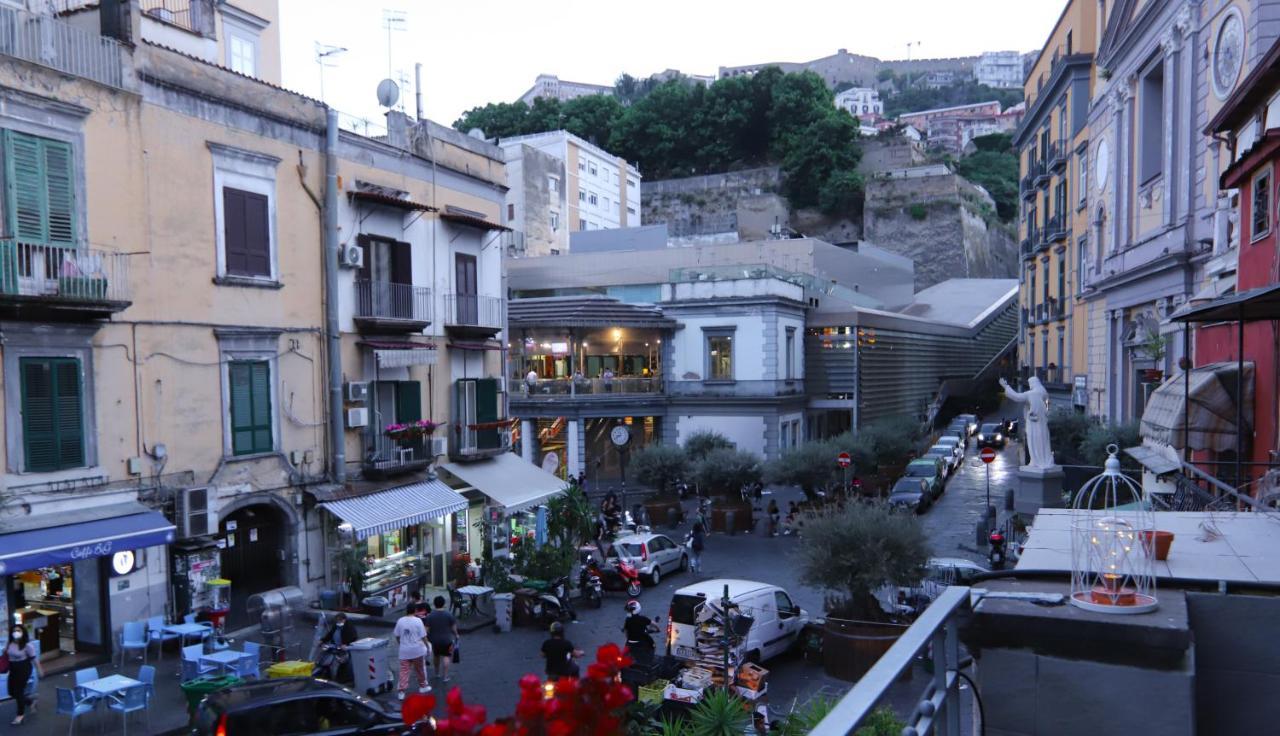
[{"left": 324, "top": 107, "right": 346, "bottom": 483}]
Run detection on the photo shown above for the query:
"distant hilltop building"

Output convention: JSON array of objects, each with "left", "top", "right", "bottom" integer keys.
[
  {"left": 651, "top": 68, "right": 715, "bottom": 87},
  {"left": 834, "top": 87, "right": 883, "bottom": 118},
  {"left": 718, "top": 48, "right": 982, "bottom": 90},
  {"left": 974, "top": 50, "right": 1030, "bottom": 89},
  {"left": 898, "top": 100, "right": 1024, "bottom": 155},
  {"left": 518, "top": 74, "right": 614, "bottom": 106}
]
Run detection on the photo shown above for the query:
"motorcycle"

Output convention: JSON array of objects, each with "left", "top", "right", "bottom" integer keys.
[
  {"left": 988, "top": 530, "right": 1007, "bottom": 569},
  {"left": 515, "top": 576, "right": 575, "bottom": 626},
  {"left": 580, "top": 544, "right": 643, "bottom": 597},
  {"left": 578, "top": 556, "right": 604, "bottom": 608},
  {"left": 311, "top": 642, "right": 351, "bottom": 682}
]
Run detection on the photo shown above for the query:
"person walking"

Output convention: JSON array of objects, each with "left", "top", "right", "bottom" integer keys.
[
  {"left": 425, "top": 596, "right": 460, "bottom": 682},
  {"left": 5, "top": 625, "right": 42, "bottom": 726},
  {"left": 767, "top": 499, "right": 780, "bottom": 537},
  {"left": 525, "top": 368, "right": 538, "bottom": 395},
  {"left": 688, "top": 519, "right": 706, "bottom": 573},
  {"left": 393, "top": 603, "right": 431, "bottom": 701}
]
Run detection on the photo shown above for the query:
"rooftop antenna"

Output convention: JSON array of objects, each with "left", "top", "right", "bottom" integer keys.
[
  {"left": 394, "top": 68, "right": 413, "bottom": 114},
  {"left": 907, "top": 41, "right": 920, "bottom": 62},
  {"left": 314, "top": 42, "right": 347, "bottom": 102},
  {"left": 381, "top": 8, "right": 407, "bottom": 78}
]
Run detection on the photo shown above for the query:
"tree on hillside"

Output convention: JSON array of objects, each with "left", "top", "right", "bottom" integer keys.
[
  {"left": 882, "top": 79, "right": 1023, "bottom": 119},
  {"left": 452, "top": 101, "right": 530, "bottom": 139},
  {"left": 955, "top": 133, "right": 1019, "bottom": 221},
  {"left": 561, "top": 95, "right": 624, "bottom": 147},
  {"left": 608, "top": 80, "right": 705, "bottom": 179},
  {"left": 524, "top": 97, "right": 565, "bottom": 136},
  {"left": 780, "top": 110, "right": 862, "bottom": 213}
]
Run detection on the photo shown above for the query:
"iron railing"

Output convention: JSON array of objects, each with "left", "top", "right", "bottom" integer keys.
[
  {"left": 1045, "top": 213, "right": 1067, "bottom": 243},
  {"left": 666, "top": 379, "right": 804, "bottom": 397},
  {"left": 0, "top": 4, "right": 124, "bottom": 88},
  {"left": 354, "top": 280, "right": 431, "bottom": 324},
  {"left": 811, "top": 586, "right": 970, "bottom": 736},
  {"left": 0, "top": 240, "right": 129, "bottom": 305},
  {"left": 512, "top": 376, "right": 663, "bottom": 397},
  {"left": 1047, "top": 140, "right": 1068, "bottom": 171},
  {"left": 140, "top": 0, "right": 215, "bottom": 37},
  {"left": 443, "top": 293, "right": 503, "bottom": 330},
  {"left": 365, "top": 434, "right": 432, "bottom": 474}
]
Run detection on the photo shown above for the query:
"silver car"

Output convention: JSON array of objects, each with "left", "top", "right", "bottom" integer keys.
[
  {"left": 925, "top": 443, "right": 963, "bottom": 473},
  {"left": 610, "top": 532, "right": 689, "bottom": 586}
]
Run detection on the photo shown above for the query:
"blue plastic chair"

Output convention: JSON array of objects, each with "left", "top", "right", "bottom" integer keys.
[
  {"left": 73, "top": 667, "right": 101, "bottom": 704},
  {"left": 56, "top": 687, "right": 95, "bottom": 735},
  {"left": 146, "top": 615, "right": 178, "bottom": 659},
  {"left": 183, "top": 613, "right": 214, "bottom": 641},
  {"left": 108, "top": 685, "right": 150, "bottom": 736},
  {"left": 242, "top": 641, "right": 268, "bottom": 676},
  {"left": 229, "top": 653, "right": 259, "bottom": 680},
  {"left": 119, "top": 620, "right": 148, "bottom": 665},
  {"left": 136, "top": 665, "right": 156, "bottom": 704},
  {"left": 181, "top": 657, "right": 216, "bottom": 683}
]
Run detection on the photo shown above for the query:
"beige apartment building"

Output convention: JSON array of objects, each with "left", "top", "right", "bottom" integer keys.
[{"left": 0, "top": 0, "right": 522, "bottom": 668}]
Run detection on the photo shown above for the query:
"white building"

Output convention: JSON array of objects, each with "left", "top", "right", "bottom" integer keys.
[
  {"left": 835, "top": 87, "right": 883, "bottom": 118},
  {"left": 517, "top": 74, "right": 613, "bottom": 106},
  {"left": 974, "top": 51, "right": 1026, "bottom": 89},
  {"left": 499, "top": 131, "right": 640, "bottom": 240}
]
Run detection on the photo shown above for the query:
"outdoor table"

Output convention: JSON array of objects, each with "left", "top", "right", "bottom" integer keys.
[
  {"left": 456, "top": 585, "right": 494, "bottom": 617},
  {"left": 82, "top": 673, "right": 144, "bottom": 701},
  {"left": 199, "top": 649, "right": 246, "bottom": 674},
  {"left": 164, "top": 622, "right": 211, "bottom": 646}
]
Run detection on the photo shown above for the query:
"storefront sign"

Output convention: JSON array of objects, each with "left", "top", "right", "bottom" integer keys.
[
  {"left": 225, "top": 520, "right": 238, "bottom": 531},
  {"left": 0, "top": 510, "right": 175, "bottom": 575},
  {"left": 111, "top": 551, "right": 136, "bottom": 576}
]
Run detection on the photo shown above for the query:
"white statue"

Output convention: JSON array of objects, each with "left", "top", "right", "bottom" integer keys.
[{"left": 999, "top": 376, "right": 1056, "bottom": 469}]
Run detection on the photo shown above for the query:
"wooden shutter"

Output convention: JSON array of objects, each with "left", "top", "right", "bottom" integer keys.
[
  {"left": 6, "top": 130, "right": 49, "bottom": 243},
  {"left": 391, "top": 240, "right": 412, "bottom": 285},
  {"left": 455, "top": 254, "right": 477, "bottom": 295},
  {"left": 249, "top": 362, "right": 272, "bottom": 452},
  {"left": 356, "top": 234, "right": 371, "bottom": 282},
  {"left": 223, "top": 187, "right": 270, "bottom": 277},
  {"left": 43, "top": 139, "right": 75, "bottom": 245},
  {"left": 20, "top": 357, "right": 84, "bottom": 472},
  {"left": 229, "top": 360, "right": 272, "bottom": 455},
  {"left": 475, "top": 378, "right": 499, "bottom": 449},
  {"left": 395, "top": 381, "right": 421, "bottom": 423}
]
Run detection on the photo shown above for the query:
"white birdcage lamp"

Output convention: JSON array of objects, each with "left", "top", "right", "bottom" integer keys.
[{"left": 1070, "top": 444, "right": 1158, "bottom": 614}]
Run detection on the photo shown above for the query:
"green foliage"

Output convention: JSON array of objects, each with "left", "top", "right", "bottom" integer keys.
[
  {"left": 1080, "top": 421, "right": 1141, "bottom": 469},
  {"left": 970, "top": 132, "right": 1013, "bottom": 153},
  {"left": 683, "top": 430, "right": 734, "bottom": 461},
  {"left": 655, "top": 715, "right": 690, "bottom": 736},
  {"left": 686, "top": 689, "right": 751, "bottom": 736},
  {"left": 954, "top": 135, "right": 1019, "bottom": 221},
  {"left": 1138, "top": 330, "right": 1168, "bottom": 361},
  {"left": 513, "top": 544, "right": 576, "bottom": 583},
  {"left": 546, "top": 486, "right": 594, "bottom": 549},
  {"left": 693, "top": 447, "right": 762, "bottom": 497},
  {"left": 796, "top": 503, "right": 930, "bottom": 619},
  {"left": 765, "top": 441, "right": 840, "bottom": 500},
  {"left": 340, "top": 548, "right": 368, "bottom": 603},
  {"left": 1048, "top": 408, "right": 1096, "bottom": 466},
  {"left": 629, "top": 444, "right": 690, "bottom": 495},
  {"left": 776, "top": 696, "right": 837, "bottom": 735},
  {"left": 880, "top": 76, "right": 1023, "bottom": 119},
  {"left": 483, "top": 555, "right": 516, "bottom": 594},
  {"left": 908, "top": 202, "right": 928, "bottom": 220},
  {"left": 854, "top": 706, "right": 908, "bottom": 736},
  {"left": 848, "top": 415, "right": 922, "bottom": 469}
]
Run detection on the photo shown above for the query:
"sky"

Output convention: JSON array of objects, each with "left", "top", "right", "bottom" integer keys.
[{"left": 278, "top": 0, "right": 1066, "bottom": 127}]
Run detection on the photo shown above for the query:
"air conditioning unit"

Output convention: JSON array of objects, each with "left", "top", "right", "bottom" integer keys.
[
  {"left": 175, "top": 487, "right": 215, "bottom": 538},
  {"left": 346, "top": 407, "right": 369, "bottom": 428},
  {"left": 339, "top": 244, "right": 364, "bottom": 269},
  {"left": 346, "top": 381, "right": 370, "bottom": 403},
  {"left": 428, "top": 436, "right": 448, "bottom": 458}
]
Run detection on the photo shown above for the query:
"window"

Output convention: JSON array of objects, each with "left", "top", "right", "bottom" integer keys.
[
  {"left": 579, "top": 217, "right": 587, "bottom": 230},
  {"left": 775, "top": 590, "right": 797, "bottom": 618},
  {"left": 228, "top": 360, "right": 272, "bottom": 456},
  {"left": 1251, "top": 168, "right": 1271, "bottom": 241},
  {"left": 627, "top": 178, "right": 637, "bottom": 189},
  {"left": 785, "top": 327, "right": 796, "bottom": 380},
  {"left": 627, "top": 206, "right": 637, "bottom": 216},
  {"left": 19, "top": 357, "right": 84, "bottom": 472},
  {"left": 588, "top": 193, "right": 598, "bottom": 206},
  {"left": 547, "top": 176, "right": 559, "bottom": 193},
  {"left": 211, "top": 143, "right": 279, "bottom": 282},
  {"left": 1057, "top": 256, "right": 1065, "bottom": 306},
  {"left": 578, "top": 189, "right": 586, "bottom": 202},
  {"left": 549, "top": 210, "right": 559, "bottom": 230},
  {"left": 577, "top": 160, "right": 585, "bottom": 172},
  {"left": 1029, "top": 267, "right": 1036, "bottom": 309},
  {"left": 226, "top": 31, "right": 258, "bottom": 77},
  {"left": 1139, "top": 62, "right": 1165, "bottom": 183},
  {"left": 781, "top": 422, "right": 789, "bottom": 449},
  {"left": 588, "top": 162, "right": 597, "bottom": 176},
  {"left": 1078, "top": 238, "right": 1088, "bottom": 292},
  {"left": 1066, "top": 30, "right": 1073, "bottom": 55},
  {"left": 1057, "top": 330, "right": 1065, "bottom": 373},
  {"left": 1054, "top": 181, "right": 1067, "bottom": 218},
  {"left": 1079, "top": 150, "right": 1088, "bottom": 206},
  {"left": 1058, "top": 103, "right": 1068, "bottom": 144},
  {"left": 3, "top": 130, "right": 76, "bottom": 245},
  {"left": 1042, "top": 261, "right": 1050, "bottom": 303},
  {"left": 705, "top": 329, "right": 735, "bottom": 381},
  {"left": 507, "top": 203, "right": 515, "bottom": 222},
  {"left": 602, "top": 196, "right": 610, "bottom": 210}
]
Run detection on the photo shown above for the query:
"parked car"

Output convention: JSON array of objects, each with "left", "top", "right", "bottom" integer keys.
[
  {"left": 924, "top": 443, "right": 963, "bottom": 474},
  {"left": 956, "top": 414, "right": 980, "bottom": 436},
  {"left": 977, "top": 422, "right": 1006, "bottom": 449},
  {"left": 888, "top": 477, "right": 932, "bottom": 513},
  {"left": 610, "top": 532, "right": 689, "bottom": 586},
  {"left": 945, "top": 421, "right": 970, "bottom": 446},
  {"left": 934, "top": 435, "right": 964, "bottom": 459},
  {"left": 191, "top": 679, "right": 401, "bottom": 736},
  {"left": 901, "top": 458, "right": 945, "bottom": 498},
  {"left": 667, "top": 579, "right": 808, "bottom": 664}
]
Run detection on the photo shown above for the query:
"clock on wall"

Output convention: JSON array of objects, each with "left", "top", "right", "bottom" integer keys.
[
  {"left": 1095, "top": 138, "right": 1109, "bottom": 191},
  {"left": 610, "top": 425, "right": 631, "bottom": 447},
  {"left": 1213, "top": 9, "right": 1244, "bottom": 100}
]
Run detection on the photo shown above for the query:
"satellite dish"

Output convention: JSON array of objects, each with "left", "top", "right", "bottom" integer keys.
[{"left": 376, "top": 78, "right": 400, "bottom": 108}]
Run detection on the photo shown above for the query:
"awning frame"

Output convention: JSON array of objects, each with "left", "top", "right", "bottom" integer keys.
[
  {"left": 440, "top": 454, "right": 567, "bottom": 514},
  {"left": 320, "top": 480, "right": 468, "bottom": 541},
  {"left": 0, "top": 508, "right": 176, "bottom": 575}
]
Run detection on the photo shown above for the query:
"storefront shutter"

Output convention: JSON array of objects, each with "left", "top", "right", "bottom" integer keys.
[{"left": 396, "top": 380, "right": 421, "bottom": 423}]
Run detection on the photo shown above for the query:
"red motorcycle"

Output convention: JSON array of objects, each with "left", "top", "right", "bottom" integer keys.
[{"left": 580, "top": 545, "right": 642, "bottom": 597}]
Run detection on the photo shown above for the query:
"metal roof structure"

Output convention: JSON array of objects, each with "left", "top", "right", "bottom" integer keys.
[{"left": 507, "top": 295, "right": 677, "bottom": 329}]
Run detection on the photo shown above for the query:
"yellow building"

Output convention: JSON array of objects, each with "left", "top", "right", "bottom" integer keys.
[{"left": 1014, "top": 0, "right": 1098, "bottom": 408}]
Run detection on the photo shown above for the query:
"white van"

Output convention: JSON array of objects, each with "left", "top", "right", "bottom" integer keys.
[{"left": 666, "top": 579, "right": 808, "bottom": 664}]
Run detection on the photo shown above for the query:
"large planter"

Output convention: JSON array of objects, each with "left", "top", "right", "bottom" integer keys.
[
  {"left": 644, "top": 497, "right": 683, "bottom": 530},
  {"left": 710, "top": 502, "right": 754, "bottom": 534},
  {"left": 822, "top": 618, "right": 910, "bottom": 682}
]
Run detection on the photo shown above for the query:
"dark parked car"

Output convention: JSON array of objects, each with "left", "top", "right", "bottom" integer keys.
[
  {"left": 888, "top": 477, "right": 931, "bottom": 513},
  {"left": 191, "top": 679, "right": 403, "bottom": 736},
  {"left": 977, "top": 422, "right": 1006, "bottom": 449},
  {"left": 900, "top": 458, "right": 945, "bottom": 499}
]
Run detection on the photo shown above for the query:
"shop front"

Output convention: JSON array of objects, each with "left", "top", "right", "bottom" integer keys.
[
  {"left": 439, "top": 452, "right": 568, "bottom": 562},
  {"left": 0, "top": 503, "right": 175, "bottom": 671},
  {"left": 320, "top": 478, "right": 468, "bottom": 614}
]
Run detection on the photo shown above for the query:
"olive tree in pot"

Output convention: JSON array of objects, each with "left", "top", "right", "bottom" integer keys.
[
  {"left": 629, "top": 444, "right": 690, "bottom": 529},
  {"left": 764, "top": 440, "right": 840, "bottom": 503},
  {"left": 795, "top": 503, "right": 930, "bottom": 681},
  {"left": 693, "top": 447, "right": 762, "bottom": 533},
  {"left": 683, "top": 429, "right": 734, "bottom": 462}
]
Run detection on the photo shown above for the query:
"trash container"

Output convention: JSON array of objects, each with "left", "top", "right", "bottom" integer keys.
[
  {"left": 319, "top": 589, "right": 339, "bottom": 610},
  {"left": 724, "top": 510, "right": 736, "bottom": 536},
  {"left": 181, "top": 674, "right": 244, "bottom": 715},
  {"left": 362, "top": 595, "right": 389, "bottom": 617},
  {"left": 347, "top": 637, "right": 393, "bottom": 696},
  {"left": 493, "top": 592, "right": 514, "bottom": 633},
  {"left": 666, "top": 506, "right": 680, "bottom": 530}
]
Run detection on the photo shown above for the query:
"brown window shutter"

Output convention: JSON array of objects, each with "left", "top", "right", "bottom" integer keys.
[
  {"left": 223, "top": 187, "right": 249, "bottom": 275},
  {"left": 391, "top": 240, "right": 412, "bottom": 285},
  {"left": 224, "top": 187, "right": 270, "bottom": 277}
]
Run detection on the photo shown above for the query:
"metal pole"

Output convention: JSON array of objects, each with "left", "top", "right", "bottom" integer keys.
[
  {"left": 414, "top": 62, "right": 424, "bottom": 121},
  {"left": 1183, "top": 326, "right": 1191, "bottom": 463},
  {"left": 985, "top": 461, "right": 991, "bottom": 511},
  {"left": 323, "top": 107, "right": 346, "bottom": 483},
  {"left": 1236, "top": 305, "right": 1244, "bottom": 490},
  {"left": 721, "top": 584, "right": 731, "bottom": 686}
]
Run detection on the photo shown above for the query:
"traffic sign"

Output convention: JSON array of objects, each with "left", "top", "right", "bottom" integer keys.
[
  {"left": 836, "top": 452, "right": 852, "bottom": 468},
  {"left": 980, "top": 447, "right": 998, "bottom": 464}
]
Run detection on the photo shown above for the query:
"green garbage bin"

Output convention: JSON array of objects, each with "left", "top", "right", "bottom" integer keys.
[{"left": 181, "top": 674, "right": 245, "bottom": 716}]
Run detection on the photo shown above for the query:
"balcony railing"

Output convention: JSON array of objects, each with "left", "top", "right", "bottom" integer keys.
[
  {"left": 667, "top": 379, "right": 805, "bottom": 398},
  {"left": 0, "top": 240, "right": 130, "bottom": 311},
  {"left": 1047, "top": 140, "right": 1068, "bottom": 171},
  {"left": 811, "top": 586, "right": 971, "bottom": 735},
  {"left": 1020, "top": 229, "right": 1039, "bottom": 257},
  {"left": 443, "top": 293, "right": 503, "bottom": 332},
  {"left": 0, "top": 4, "right": 124, "bottom": 88},
  {"left": 353, "top": 280, "right": 431, "bottom": 328},
  {"left": 1045, "top": 213, "right": 1067, "bottom": 243},
  {"left": 364, "top": 434, "right": 433, "bottom": 477},
  {"left": 453, "top": 425, "right": 512, "bottom": 459},
  {"left": 140, "top": 0, "right": 215, "bottom": 37},
  {"left": 512, "top": 376, "right": 663, "bottom": 398}
]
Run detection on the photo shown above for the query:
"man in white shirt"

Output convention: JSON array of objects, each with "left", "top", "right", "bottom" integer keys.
[
  {"left": 393, "top": 602, "right": 431, "bottom": 700},
  {"left": 525, "top": 368, "right": 538, "bottom": 395}
]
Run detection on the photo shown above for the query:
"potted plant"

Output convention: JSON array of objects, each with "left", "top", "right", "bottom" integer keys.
[
  {"left": 692, "top": 447, "right": 762, "bottom": 533},
  {"left": 1139, "top": 330, "right": 1168, "bottom": 382},
  {"left": 795, "top": 503, "right": 929, "bottom": 682},
  {"left": 384, "top": 419, "right": 439, "bottom": 440},
  {"left": 764, "top": 440, "right": 840, "bottom": 503},
  {"left": 629, "top": 444, "right": 690, "bottom": 529}
]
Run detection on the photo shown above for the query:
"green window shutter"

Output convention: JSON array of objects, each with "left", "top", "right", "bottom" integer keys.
[
  {"left": 395, "top": 381, "right": 422, "bottom": 423},
  {"left": 475, "top": 378, "right": 499, "bottom": 450},
  {"left": 43, "top": 138, "right": 76, "bottom": 245},
  {"left": 6, "top": 130, "right": 49, "bottom": 243},
  {"left": 229, "top": 361, "right": 272, "bottom": 455},
  {"left": 20, "top": 357, "right": 84, "bottom": 472},
  {"left": 249, "top": 362, "right": 272, "bottom": 452}
]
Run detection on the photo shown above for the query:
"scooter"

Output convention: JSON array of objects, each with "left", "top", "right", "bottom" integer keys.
[
  {"left": 515, "top": 576, "right": 575, "bottom": 626},
  {"left": 578, "top": 556, "right": 604, "bottom": 608},
  {"left": 581, "top": 545, "right": 643, "bottom": 597},
  {"left": 311, "top": 642, "right": 351, "bottom": 682},
  {"left": 988, "top": 530, "right": 1007, "bottom": 569}
]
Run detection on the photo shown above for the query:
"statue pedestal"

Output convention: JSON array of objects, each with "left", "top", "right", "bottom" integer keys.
[{"left": 1015, "top": 465, "right": 1065, "bottom": 516}]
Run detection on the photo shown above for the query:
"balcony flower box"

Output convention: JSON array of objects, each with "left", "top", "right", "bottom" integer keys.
[
  {"left": 383, "top": 419, "right": 438, "bottom": 440},
  {"left": 57, "top": 275, "right": 108, "bottom": 300}
]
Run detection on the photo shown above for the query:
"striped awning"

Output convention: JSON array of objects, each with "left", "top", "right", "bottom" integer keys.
[
  {"left": 360, "top": 341, "right": 438, "bottom": 368},
  {"left": 319, "top": 480, "right": 467, "bottom": 540},
  {"left": 1140, "top": 362, "right": 1254, "bottom": 452}
]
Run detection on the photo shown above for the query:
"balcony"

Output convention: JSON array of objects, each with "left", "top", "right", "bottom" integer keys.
[
  {"left": 1020, "top": 161, "right": 1043, "bottom": 200},
  {"left": 363, "top": 434, "right": 434, "bottom": 479},
  {"left": 353, "top": 280, "right": 432, "bottom": 333},
  {"left": 0, "top": 4, "right": 124, "bottom": 88},
  {"left": 443, "top": 293, "right": 503, "bottom": 337},
  {"left": 451, "top": 425, "right": 512, "bottom": 461},
  {"left": 1034, "top": 158, "right": 1051, "bottom": 188},
  {"left": 0, "top": 241, "right": 130, "bottom": 318},
  {"left": 1020, "top": 229, "right": 1039, "bottom": 258},
  {"left": 512, "top": 376, "right": 663, "bottom": 399},
  {"left": 140, "top": 0, "right": 215, "bottom": 37},
  {"left": 1047, "top": 140, "right": 1068, "bottom": 172},
  {"left": 667, "top": 379, "right": 805, "bottom": 399},
  {"left": 1045, "top": 213, "right": 1068, "bottom": 244}
]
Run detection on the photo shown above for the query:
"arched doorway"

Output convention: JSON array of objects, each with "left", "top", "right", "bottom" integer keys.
[{"left": 219, "top": 503, "right": 287, "bottom": 632}]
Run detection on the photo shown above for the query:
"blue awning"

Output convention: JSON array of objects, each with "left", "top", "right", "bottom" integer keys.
[
  {"left": 319, "top": 479, "right": 468, "bottom": 540},
  {"left": 0, "top": 509, "right": 175, "bottom": 575}
]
